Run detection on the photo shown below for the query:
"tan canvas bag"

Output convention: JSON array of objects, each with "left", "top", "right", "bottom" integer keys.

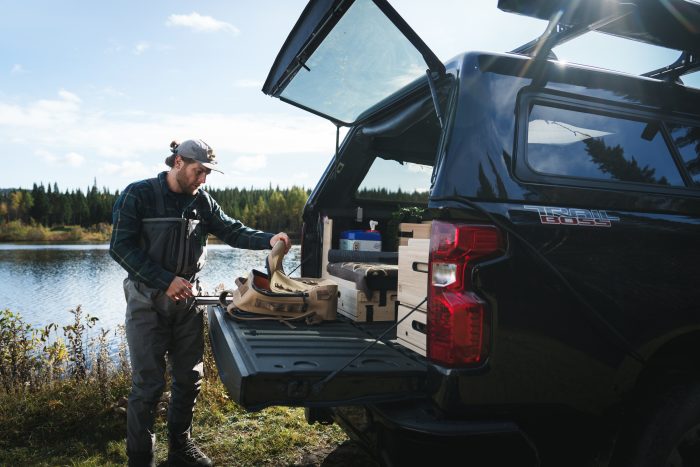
[{"left": 219, "top": 241, "right": 338, "bottom": 324}]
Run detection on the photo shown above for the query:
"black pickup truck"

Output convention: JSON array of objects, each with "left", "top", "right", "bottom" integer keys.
[{"left": 207, "top": 0, "right": 700, "bottom": 465}]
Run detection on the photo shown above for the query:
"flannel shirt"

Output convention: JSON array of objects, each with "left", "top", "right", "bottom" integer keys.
[{"left": 110, "top": 171, "right": 274, "bottom": 290}]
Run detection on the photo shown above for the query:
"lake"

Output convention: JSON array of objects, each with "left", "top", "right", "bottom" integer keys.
[{"left": 0, "top": 243, "right": 302, "bottom": 340}]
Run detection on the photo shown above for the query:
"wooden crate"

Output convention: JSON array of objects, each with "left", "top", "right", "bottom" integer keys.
[
  {"left": 321, "top": 217, "right": 332, "bottom": 279},
  {"left": 397, "top": 303, "right": 427, "bottom": 356},
  {"left": 398, "top": 222, "right": 431, "bottom": 246},
  {"left": 334, "top": 275, "right": 397, "bottom": 322},
  {"left": 397, "top": 238, "right": 430, "bottom": 310}
]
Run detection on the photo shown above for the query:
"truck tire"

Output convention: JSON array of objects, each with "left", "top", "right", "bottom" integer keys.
[{"left": 612, "top": 381, "right": 700, "bottom": 467}]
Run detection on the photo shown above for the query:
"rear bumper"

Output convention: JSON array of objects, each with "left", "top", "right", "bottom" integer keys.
[
  {"left": 333, "top": 400, "right": 539, "bottom": 465},
  {"left": 371, "top": 400, "right": 520, "bottom": 436}
]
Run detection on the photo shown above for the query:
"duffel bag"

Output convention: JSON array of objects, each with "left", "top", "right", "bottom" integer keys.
[{"left": 219, "top": 241, "right": 337, "bottom": 324}]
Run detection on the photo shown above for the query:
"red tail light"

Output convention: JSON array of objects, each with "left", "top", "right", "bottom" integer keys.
[{"left": 428, "top": 221, "right": 504, "bottom": 367}]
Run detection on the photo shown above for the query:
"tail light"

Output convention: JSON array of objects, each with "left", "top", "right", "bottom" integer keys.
[{"left": 428, "top": 221, "right": 504, "bottom": 367}]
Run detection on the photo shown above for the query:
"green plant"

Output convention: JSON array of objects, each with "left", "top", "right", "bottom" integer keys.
[
  {"left": 38, "top": 322, "right": 69, "bottom": 385},
  {"left": 391, "top": 206, "right": 425, "bottom": 223},
  {"left": 384, "top": 207, "right": 428, "bottom": 250},
  {"left": 93, "top": 329, "right": 112, "bottom": 405},
  {"left": 0, "top": 306, "right": 355, "bottom": 466},
  {"left": 0, "top": 309, "right": 41, "bottom": 392},
  {"left": 62, "top": 306, "right": 99, "bottom": 381}
]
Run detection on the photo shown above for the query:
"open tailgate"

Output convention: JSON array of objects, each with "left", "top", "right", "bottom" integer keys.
[{"left": 207, "top": 305, "right": 427, "bottom": 411}]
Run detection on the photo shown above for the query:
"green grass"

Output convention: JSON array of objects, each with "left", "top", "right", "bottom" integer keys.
[
  {"left": 0, "top": 379, "right": 349, "bottom": 466},
  {"left": 0, "top": 308, "right": 353, "bottom": 466}
]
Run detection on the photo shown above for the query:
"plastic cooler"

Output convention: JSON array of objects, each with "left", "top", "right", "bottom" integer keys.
[{"left": 340, "top": 230, "right": 381, "bottom": 252}]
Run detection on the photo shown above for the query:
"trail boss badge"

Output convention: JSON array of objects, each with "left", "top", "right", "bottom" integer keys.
[{"left": 524, "top": 205, "right": 620, "bottom": 227}]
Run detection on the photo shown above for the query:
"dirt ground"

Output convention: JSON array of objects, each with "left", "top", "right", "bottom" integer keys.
[{"left": 296, "top": 440, "right": 380, "bottom": 467}]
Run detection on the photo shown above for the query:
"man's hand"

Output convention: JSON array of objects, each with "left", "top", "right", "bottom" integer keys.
[
  {"left": 166, "top": 276, "right": 194, "bottom": 301},
  {"left": 270, "top": 232, "right": 292, "bottom": 253}
]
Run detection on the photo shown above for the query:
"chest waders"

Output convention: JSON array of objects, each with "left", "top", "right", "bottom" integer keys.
[
  {"left": 124, "top": 178, "right": 208, "bottom": 459},
  {"left": 140, "top": 178, "right": 207, "bottom": 281}
]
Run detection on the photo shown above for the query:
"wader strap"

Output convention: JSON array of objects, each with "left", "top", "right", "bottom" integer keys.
[{"left": 148, "top": 178, "right": 165, "bottom": 216}]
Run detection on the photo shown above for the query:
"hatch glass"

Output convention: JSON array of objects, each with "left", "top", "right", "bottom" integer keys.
[{"left": 275, "top": 0, "right": 433, "bottom": 124}]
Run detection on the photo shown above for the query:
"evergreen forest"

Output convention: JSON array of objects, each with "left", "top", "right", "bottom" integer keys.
[{"left": 0, "top": 181, "right": 311, "bottom": 239}]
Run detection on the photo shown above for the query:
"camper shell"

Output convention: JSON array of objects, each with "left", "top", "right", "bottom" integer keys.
[{"left": 208, "top": 0, "right": 700, "bottom": 465}]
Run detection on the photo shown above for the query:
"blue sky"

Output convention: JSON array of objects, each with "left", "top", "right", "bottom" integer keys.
[{"left": 1, "top": 0, "right": 697, "bottom": 192}]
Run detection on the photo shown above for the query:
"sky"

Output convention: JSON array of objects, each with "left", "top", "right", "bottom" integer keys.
[{"left": 1, "top": 0, "right": 698, "bottom": 193}]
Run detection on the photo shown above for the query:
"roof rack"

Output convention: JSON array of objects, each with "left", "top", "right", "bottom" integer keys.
[
  {"left": 510, "top": 5, "right": 635, "bottom": 61},
  {"left": 642, "top": 51, "right": 700, "bottom": 82},
  {"left": 500, "top": 0, "right": 700, "bottom": 83}
]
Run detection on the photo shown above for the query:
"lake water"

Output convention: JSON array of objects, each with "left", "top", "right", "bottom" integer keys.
[{"left": 0, "top": 243, "right": 302, "bottom": 340}]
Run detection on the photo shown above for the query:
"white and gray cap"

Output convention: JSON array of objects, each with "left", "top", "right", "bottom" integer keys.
[{"left": 172, "top": 139, "right": 223, "bottom": 174}]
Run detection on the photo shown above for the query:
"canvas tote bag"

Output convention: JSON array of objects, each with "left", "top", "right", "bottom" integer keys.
[{"left": 219, "top": 241, "right": 338, "bottom": 324}]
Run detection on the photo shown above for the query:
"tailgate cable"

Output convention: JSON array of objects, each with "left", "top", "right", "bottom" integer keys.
[{"left": 311, "top": 297, "right": 427, "bottom": 396}]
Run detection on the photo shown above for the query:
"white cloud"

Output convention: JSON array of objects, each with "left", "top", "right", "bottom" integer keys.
[
  {"left": 233, "top": 154, "right": 267, "bottom": 172},
  {"left": 11, "top": 64, "right": 25, "bottom": 74},
  {"left": 406, "top": 162, "right": 432, "bottom": 173},
  {"left": 105, "top": 40, "right": 125, "bottom": 54},
  {"left": 134, "top": 41, "right": 150, "bottom": 55},
  {"left": 64, "top": 152, "right": 85, "bottom": 167},
  {"left": 37, "top": 149, "right": 85, "bottom": 167},
  {"left": 166, "top": 12, "right": 240, "bottom": 34},
  {"left": 35, "top": 148, "right": 54, "bottom": 160},
  {"left": 99, "top": 162, "right": 170, "bottom": 183},
  {"left": 0, "top": 92, "right": 336, "bottom": 190},
  {"left": 58, "top": 89, "right": 81, "bottom": 104},
  {"left": 8, "top": 103, "right": 332, "bottom": 157},
  {"left": 223, "top": 166, "right": 314, "bottom": 190},
  {"left": 99, "top": 86, "right": 129, "bottom": 99},
  {"left": 100, "top": 160, "right": 150, "bottom": 179},
  {"left": 0, "top": 90, "right": 82, "bottom": 128}
]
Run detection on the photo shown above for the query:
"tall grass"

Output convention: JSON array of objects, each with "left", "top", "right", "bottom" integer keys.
[
  {"left": 0, "top": 221, "right": 111, "bottom": 243},
  {"left": 0, "top": 307, "right": 356, "bottom": 466}
]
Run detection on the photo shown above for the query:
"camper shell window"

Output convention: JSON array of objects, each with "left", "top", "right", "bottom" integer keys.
[
  {"left": 668, "top": 123, "right": 700, "bottom": 185},
  {"left": 516, "top": 93, "right": 700, "bottom": 192}
]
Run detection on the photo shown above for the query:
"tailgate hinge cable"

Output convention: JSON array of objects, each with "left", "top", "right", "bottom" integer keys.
[{"left": 311, "top": 297, "right": 427, "bottom": 396}]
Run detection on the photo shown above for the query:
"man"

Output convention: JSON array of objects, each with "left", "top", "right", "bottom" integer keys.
[{"left": 109, "top": 139, "right": 290, "bottom": 467}]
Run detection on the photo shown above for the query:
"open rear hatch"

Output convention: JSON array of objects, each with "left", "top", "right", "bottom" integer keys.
[
  {"left": 261, "top": 0, "right": 445, "bottom": 126},
  {"left": 208, "top": 305, "right": 427, "bottom": 411}
]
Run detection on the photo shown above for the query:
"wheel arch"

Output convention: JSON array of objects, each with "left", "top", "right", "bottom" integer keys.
[{"left": 636, "top": 330, "right": 700, "bottom": 394}]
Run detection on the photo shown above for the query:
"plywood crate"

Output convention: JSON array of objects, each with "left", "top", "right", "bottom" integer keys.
[
  {"left": 397, "top": 238, "right": 430, "bottom": 310},
  {"left": 321, "top": 217, "right": 332, "bottom": 279},
  {"left": 334, "top": 275, "right": 397, "bottom": 322},
  {"left": 398, "top": 221, "right": 432, "bottom": 246},
  {"left": 397, "top": 303, "right": 427, "bottom": 356}
]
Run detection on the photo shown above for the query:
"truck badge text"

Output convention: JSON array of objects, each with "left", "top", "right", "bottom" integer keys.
[{"left": 524, "top": 205, "right": 620, "bottom": 227}]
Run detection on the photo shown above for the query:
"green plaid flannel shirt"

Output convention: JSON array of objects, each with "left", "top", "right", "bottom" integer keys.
[{"left": 109, "top": 171, "right": 274, "bottom": 290}]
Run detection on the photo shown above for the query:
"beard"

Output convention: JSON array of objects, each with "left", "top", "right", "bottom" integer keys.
[{"left": 175, "top": 169, "right": 200, "bottom": 195}]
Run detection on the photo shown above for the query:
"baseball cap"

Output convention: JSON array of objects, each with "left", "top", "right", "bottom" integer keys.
[{"left": 173, "top": 139, "right": 223, "bottom": 174}]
